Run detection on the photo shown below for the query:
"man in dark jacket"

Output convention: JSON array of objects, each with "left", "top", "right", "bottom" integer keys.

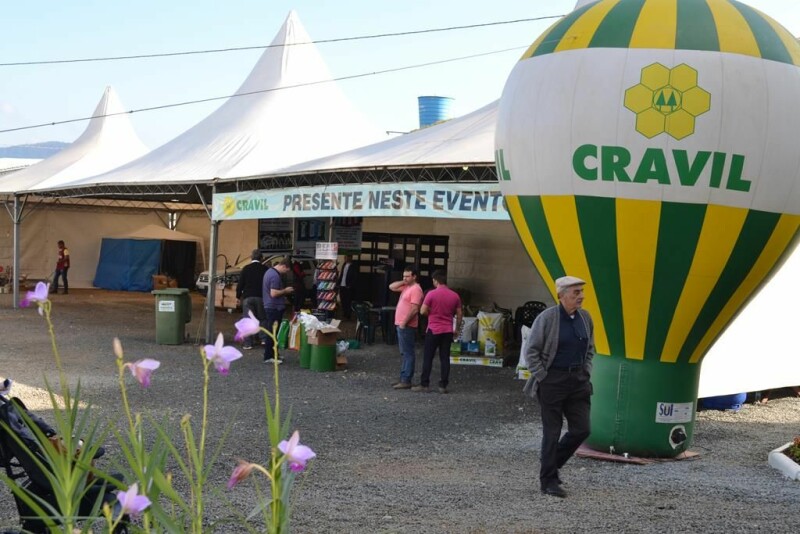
[
  {"left": 523, "top": 275, "right": 594, "bottom": 499},
  {"left": 236, "top": 249, "right": 267, "bottom": 349},
  {"left": 338, "top": 255, "right": 358, "bottom": 319}
]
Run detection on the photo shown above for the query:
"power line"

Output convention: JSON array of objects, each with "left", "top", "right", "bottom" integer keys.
[
  {"left": 0, "top": 45, "right": 527, "bottom": 135},
  {"left": 0, "top": 15, "right": 562, "bottom": 67}
]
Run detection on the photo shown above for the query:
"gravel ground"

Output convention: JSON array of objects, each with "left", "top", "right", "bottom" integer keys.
[{"left": 0, "top": 290, "right": 798, "bottom": 533}]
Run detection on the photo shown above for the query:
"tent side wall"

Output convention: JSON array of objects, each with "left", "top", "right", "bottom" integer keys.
[
  {"left": 0, "top": 206, "right": 166, "bottom": 288},
  {"left": 94, "top": 238, "right": 161, "bottom": 291}
]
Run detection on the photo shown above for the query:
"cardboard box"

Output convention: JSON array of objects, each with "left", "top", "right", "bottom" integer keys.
[
  {"left": 153, "top": 275, "right": 179, "bottom": 290},
  {"left": 152, "top": 275, "right": 169, "bottom": 290},
  {"left": 214, "top": 285, "right": 239, "bottom": 310},
  {"left": 336, "top": 354, "right": 348, "bottom": 369},
  {"left": 306, "top": 319, "right": 342, "bottom": 346}
]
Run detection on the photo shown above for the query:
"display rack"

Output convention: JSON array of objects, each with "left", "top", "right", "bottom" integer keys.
[{"left": 315, "top": 260, "right": 338, "bottom": 312}]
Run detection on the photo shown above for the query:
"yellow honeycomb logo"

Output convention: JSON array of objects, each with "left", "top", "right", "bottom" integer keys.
[
  {"left": 222, "top": 197, "right": 237, "bottom": 218},
  {"left": 624, "top": 63, "right": 711, "bottom": 140}
]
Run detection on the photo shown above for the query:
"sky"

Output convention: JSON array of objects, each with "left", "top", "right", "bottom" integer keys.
[{"left": 2, "top": 0, "right": 799, "bottom": 152}]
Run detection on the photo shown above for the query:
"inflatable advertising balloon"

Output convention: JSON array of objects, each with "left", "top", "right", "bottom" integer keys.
[{"left": 496, "top": 0, "right": 800, "bottom": 456}]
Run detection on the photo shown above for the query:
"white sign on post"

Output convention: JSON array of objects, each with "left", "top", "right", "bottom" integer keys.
[{"left": 315, "top": 242, "right": 339, "bottom": 260}]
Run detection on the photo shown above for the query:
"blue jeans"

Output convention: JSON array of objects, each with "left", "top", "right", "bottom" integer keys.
[
  {"left": 241, "top": 297, "right": 267, "bottom": 347},
  {"left": 397, "top": 326, "right": 417, "bottom": 384}
]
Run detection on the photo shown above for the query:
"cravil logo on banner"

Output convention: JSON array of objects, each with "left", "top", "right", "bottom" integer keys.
[
  {"left": 212, "top": 184, "right": 508, "bottom": 221},
  {"left": 496, "top": 0, "right": 800, "bottom": 457}
]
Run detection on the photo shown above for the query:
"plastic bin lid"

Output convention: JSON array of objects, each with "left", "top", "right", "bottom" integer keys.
[{"left": 152, "top": 288, "right": 190, "bottom": 295}]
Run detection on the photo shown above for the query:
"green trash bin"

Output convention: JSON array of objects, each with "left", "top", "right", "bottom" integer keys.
[
  {"left": 310, "top": 344, "right": 336, "bottom": 372},
  {"left": 299, "top": 328, "right": 311, "bottom": 369},
  {"left": 152, "top": 288, "right": 191, "bottom": 345}
]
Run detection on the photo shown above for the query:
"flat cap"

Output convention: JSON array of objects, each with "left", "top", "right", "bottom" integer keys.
[{"left": 555, "top": 275, "right": 586, "bottom": 294}]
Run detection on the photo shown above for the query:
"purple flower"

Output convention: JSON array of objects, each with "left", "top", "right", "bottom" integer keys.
[
  {"left": 20, "top": 282, "right": 50, "bottom": 314},
  {"left": 124, "top": 359, "right": 161, "bottom": 388},
  {"left": 278, "top": 430, "right": 316, "bottom": 472},
  {"left": 115, "top": 483, "right": 151, "bottom": 517},
  {"left": 234, "top": 311, "right": 261, "bottom": 342},
  {"left": 227, "top": 459, "right": 256, "bottom": 489},
  {"left": 204, "top": 333, "right": 242, "bottom": 375}
]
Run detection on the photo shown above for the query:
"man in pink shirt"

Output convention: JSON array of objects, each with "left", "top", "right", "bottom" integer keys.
[
  {"left": 389, "top": 266, "right": 423, "bottom": 390},
  {"left": 413, "top": 270, "right": 462, "bottom": 394}
]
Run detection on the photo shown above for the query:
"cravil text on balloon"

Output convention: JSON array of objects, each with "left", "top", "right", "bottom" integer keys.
[{"left": 572, "top": 145, "right": 752, "bottom": 193}]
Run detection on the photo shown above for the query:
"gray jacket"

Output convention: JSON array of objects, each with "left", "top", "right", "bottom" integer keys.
[{"left": 522, "top": 305, "right": 595, "bottom": 399}]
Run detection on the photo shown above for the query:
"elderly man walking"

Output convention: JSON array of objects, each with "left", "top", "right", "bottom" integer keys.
[{"left": 523, "top": 276, "right": 594, "bottom": 498}]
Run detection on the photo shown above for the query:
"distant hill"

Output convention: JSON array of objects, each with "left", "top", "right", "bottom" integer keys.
[{"left": 0, "top": 141, "right": 69, "bottom": 159}]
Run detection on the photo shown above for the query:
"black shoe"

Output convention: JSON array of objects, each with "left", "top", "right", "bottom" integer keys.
[{"left": 541, "top": 482, "right": 567, "bottom": 498}]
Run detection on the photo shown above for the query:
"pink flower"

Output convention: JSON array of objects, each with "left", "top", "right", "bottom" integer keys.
[
  {"left": 234, "top": 311, "right": 261, "bottom": 342},
  {"left": 227, "top": 459, "right": 256, "bottom": 489},
  {"left": 20, "top": 282, "right": 50, "bottom": 314},
  {"left": 278, "top": 430, "right": 316, "bottom": 472},
  {"left": 204, "top": 333, "right": 242, "bottom": 375},
  {"left": 124, "top": 359, "right": 161, "bottom": 388},
  {"left": 115, "top": 483, "right": 151, "bottom": 517}
]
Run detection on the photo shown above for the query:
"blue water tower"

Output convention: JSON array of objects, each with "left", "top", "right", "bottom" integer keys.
[{"left": 418, "top": 96, "right": 454, "bottom": 128}]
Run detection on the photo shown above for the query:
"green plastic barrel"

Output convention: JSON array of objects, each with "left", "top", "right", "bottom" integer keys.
[
  {"left": 152, "top": 288, "right": 191, "bottom": 345},
  {"left": 299, "top": 328, "right": 311, "bottom": 369},
  {"left": 310, "top": 344, "right": 336, "bottom": 372}
]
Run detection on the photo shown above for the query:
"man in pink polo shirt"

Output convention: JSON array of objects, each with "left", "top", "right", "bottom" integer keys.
[
  {"left": 388, "top": 266, "right": 423, "bottom": 390},
  {"left": 413, "top": 270, "right": 462, "bottom": 394}
]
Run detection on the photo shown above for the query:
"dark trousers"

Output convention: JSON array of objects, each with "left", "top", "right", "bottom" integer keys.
[
  {"left": 340, "top": 286, "right": 353, "bottom": 319},
  {"left": 241, "top": 297, "right": 267, "bottom": 347},
  {"left": 420, "top": 330, "right": 453, "bottom": 388},
  {"left": 52, "top": 267, "right": 69, "bottom": 293},
  {"left": 537, "top": 369, "right": 592, "bottom": 488},
  {"left": 262, "top": 307, "right": 285, "bottom": 361}
]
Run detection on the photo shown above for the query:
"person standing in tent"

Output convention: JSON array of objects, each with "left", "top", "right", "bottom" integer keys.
[
  {"left": 262, "top": 258, "right": 294, "bottom": 364},
  {"left": 413, "top": 270, "right": 462, "bottom": 394},
  {"left": 338, "top": 255, "right": 358, "bottom": 320},
  {"left": 51, "top": 240, "right": 70, "bottom": 295},
  {"left": 236, "top": 249, "right": 267, "bottom": 350},
  {"left": 389, "top": 266, "right": 423, "bottom": 390},
  {"left": 523, "top": 276, "right": 594, "bottom": 499}
]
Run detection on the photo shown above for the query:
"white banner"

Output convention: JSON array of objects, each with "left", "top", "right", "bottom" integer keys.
[{"left": 213, "top": 183, "right": 508, "bottom": 221}]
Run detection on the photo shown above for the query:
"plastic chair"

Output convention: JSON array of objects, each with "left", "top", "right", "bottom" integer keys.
[
  {"left": 352, "top": 302, "right": 376, "bottom": 345},
  {"left": 514, "top": 301, "right": 548, "bottom": 343}
]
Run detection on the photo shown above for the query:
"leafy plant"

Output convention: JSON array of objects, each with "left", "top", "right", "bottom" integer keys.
[
  {"left": 784, "top": 436, "right": 800, "bottom": 463},
  {"left": 3, "top": 282, "right": 315, "bottom": 533}
]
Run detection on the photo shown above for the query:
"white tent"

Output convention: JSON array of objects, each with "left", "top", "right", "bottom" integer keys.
[
  {"left": 59, "top": 10, "right": 385, "bottom": 190},
  {"left": 0, "top": 158, "right": 41, "bottom": 176},
  {"left": 266, "top": 100, "right": 497, "bottom": 177},
  {"left": 0, "top": 87, "right": 148, "bottom": 193}
]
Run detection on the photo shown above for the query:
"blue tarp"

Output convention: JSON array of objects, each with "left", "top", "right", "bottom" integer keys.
[{"left": 93, "top": 238, "right": 160, "bottom": 291}]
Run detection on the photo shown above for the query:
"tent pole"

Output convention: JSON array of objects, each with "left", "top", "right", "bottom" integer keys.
[
  {"left": 12, "top": 195, "right": 22, "bottom": 310},
  {"left": 205, "top": 219, "right": 220, "bottom": 344}
]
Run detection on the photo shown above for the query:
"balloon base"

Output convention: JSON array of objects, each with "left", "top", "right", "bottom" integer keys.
[{"left": 587, "top": 356, "right": 701, "bottom": 457}]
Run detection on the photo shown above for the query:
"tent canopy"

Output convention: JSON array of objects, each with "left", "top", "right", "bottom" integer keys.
[
  {"left": 266, "top": 100, "right": 497, "bottom": 176},
  {"left": 54, "top": 10, "right": 384, "bottom": 192},
  {"left": 0, "top": 87, "right": 148, "bottom": 194}
]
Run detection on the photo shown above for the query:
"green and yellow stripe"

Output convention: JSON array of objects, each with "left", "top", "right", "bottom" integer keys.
[
  {"left": 522, "top": 0, "right": 800, "bottom": 66},
  {"left": 616, "top": 198, "right": 661, "bottom": 360},
  {"left": 688, "top": 214, "right": 800, "bottom": 362},
  {"left": 508, "top": 195, "right": 797, "bottom": 365}
]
